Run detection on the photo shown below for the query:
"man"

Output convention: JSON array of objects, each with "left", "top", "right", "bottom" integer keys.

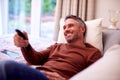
[{"left": 0, "top": 15, "right": 102, "bottom": 80}]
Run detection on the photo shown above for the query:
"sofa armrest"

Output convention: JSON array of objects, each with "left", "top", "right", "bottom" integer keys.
[{"left": 70, "top": 44, "right": 120, "bottom": 80}]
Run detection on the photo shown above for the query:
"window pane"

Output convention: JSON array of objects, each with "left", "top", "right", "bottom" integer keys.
[
  {"left": 41, "top": 0, "right": 56, "bottom": 40},
  {"left": 8, "top": 0, "right": 31, "bottom": 34},
  {"left": 6, "top": 0, "right": 56, "bottom": 40}
]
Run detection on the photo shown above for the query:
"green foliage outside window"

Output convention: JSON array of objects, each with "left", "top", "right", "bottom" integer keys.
[
  {"left": 25, "top": 0, "right": 31, "bottom": 16},
  {"left": 42, "top": 0, "right": 56, "bottom": 15},
  {"left": 9, "top": 0, "right": 31, "bottom": 17},
  {"left": 9, "top": 0, "right": 56, "bottom": 16}
]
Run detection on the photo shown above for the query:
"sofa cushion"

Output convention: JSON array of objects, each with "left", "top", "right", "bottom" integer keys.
[
  {"left": 57, "top": 18, "right": 103, "bottom": 52},
  {"left": 85, "top": 18, "right": 103, "bottom": 52},
  {"left": 102, "top": 29, "right": 120, "bottom": 53}
]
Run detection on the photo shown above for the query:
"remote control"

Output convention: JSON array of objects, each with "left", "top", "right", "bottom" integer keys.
[{"left": 15, "top": 29, "right": 27, "bottom": 40}]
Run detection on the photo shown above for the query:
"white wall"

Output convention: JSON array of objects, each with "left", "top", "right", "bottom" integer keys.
[{"left": 95, "top": 0, "right": 120, "bottom": 28}]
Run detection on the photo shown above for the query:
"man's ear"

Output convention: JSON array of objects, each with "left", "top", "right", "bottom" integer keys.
[{"left": 80, "top": 26, "right": 85, "bottom": 33}]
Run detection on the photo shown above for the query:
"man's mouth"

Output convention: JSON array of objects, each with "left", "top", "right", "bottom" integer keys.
[{"left": 66, "top": 33, "right": 72, "bottom": 37}]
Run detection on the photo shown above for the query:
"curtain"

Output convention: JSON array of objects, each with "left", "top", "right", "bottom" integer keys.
[{"left": 54, "top": 0, "right": 95, "bottom": 41}]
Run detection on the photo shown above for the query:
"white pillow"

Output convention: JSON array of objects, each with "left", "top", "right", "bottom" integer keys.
[
  {"left": 57, "top": 18, "right": 67, "bottom": 43},
  {"left": 57, "top": 18, "right": 103, "bottom": 52},
  {"left": 85, "top": 18, "right": 103, "bottom": 52}
]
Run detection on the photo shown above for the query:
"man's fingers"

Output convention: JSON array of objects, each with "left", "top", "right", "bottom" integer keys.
[
  {"left": 41, "top": 71, "right": 66, "bottom": 80},
  {"left": 13, "top": 32, "right": 29, "bottom": 47},
  {"left": 22, "top": 31, "right": 28, "bottom": 40}
]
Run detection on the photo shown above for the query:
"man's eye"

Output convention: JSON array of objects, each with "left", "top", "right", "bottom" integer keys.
[
  {"left": 63, "top": 26, "right": 66, "bottom": 30},
  {"left": 69, "top": 24, "right": 74, "bottom": 27}
]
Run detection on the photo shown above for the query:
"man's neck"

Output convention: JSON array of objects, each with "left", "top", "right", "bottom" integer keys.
[{"left": 67, "top": 39, "right": 86, "bottom": 48}]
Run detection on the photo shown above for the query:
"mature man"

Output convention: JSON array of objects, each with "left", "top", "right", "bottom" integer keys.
[{"left": 0, "top": 15, "right": 102, "bottom": 80}]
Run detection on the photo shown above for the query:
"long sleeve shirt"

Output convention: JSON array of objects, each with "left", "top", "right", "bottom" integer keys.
[{"left": 21, "top": 43, "right": 102, "bottom": 79}]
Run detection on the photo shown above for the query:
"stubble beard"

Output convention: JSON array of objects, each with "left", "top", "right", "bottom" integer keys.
[{"left": 66, "top": 34, "right": 80, "bottom": 43}]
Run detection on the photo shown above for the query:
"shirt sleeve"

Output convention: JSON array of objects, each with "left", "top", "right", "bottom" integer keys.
[{"left": 21, "top": 43, "right": 57, "bottom": 65}]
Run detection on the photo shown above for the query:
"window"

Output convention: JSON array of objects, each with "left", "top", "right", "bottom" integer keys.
[
  {"left": 41, "top": 0, "right": 56, "bottom": 39},
  {"left": 0, "top": 0, "right": 56, "bottom": 40},
  {"left": 8, "top": 0, "right": 31, "bottom": 34}
]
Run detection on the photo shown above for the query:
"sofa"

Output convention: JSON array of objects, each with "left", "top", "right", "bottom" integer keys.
[
  {"left": 58, "top": 18, "right": 120, "bottom": 80},
  {"left": 0, "top": 18, "right": 120, "bottom": 80},
  {"left": 70, "top": 44, "right": 120, "bottom": 80}
]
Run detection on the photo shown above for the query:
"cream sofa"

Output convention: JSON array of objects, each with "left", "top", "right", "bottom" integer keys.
[
  {"left": 70, "top": 44, "right": 120, "bottom": 80},
  {"left": 0, "top": 18, "right": 120, "bottom": 80},
  {"left": 58, "top": 18, "right": 120, "bottom": 80}
]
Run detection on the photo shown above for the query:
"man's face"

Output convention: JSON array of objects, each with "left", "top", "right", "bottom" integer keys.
[{"left": 63, "top": 19, "right": 83, "bottom": 43}]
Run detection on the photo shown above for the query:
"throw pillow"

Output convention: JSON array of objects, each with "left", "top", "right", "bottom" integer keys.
[
  {"left": 102, "top": 29, "right": 120, "bottom": 53},
  {"left": 85, "top": 18, "right": 103, "bottom": 52}
]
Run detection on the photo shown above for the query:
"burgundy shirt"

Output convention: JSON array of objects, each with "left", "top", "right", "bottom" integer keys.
[{"left": 21, "top": 43, "right": 102, "bottom": 79}]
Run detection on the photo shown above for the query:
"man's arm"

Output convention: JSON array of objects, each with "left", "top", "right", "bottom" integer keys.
[
  {"left": 87, "top": 50, "right": 102, "bottom": 66},
  {"left": 14, "top": 31, "right": 50, "bottom": 65}
]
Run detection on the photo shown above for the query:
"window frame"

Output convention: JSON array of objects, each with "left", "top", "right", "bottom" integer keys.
[{"left": 0, "top": 0, "right": 41, "bottom": 38}]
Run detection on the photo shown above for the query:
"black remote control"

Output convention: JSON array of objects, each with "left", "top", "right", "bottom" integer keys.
[{"left": 15, "top": 29, "right": 27, "bottom": 40}]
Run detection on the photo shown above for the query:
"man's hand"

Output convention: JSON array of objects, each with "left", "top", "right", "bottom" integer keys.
[
  {"left": 41, "top": 71, "right": 66, "bottom": 80},
  {"left": 14, "top": 31, "right": 29, "bottom": 47}
]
